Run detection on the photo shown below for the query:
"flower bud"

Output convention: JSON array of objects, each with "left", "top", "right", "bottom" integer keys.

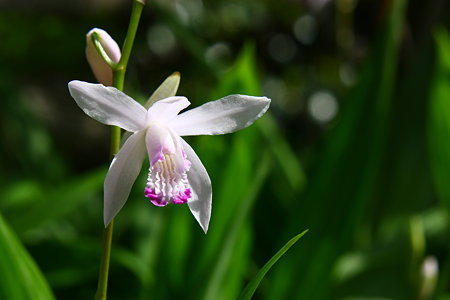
[{"left": 85, "top": 28, "right": 121, "bottom": 86}]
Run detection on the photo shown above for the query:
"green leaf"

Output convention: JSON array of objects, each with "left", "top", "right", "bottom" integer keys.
[
  {"left": 258, "top": 113, "right": 307, "bottom": 193},
  {"left": 0, "top": 213, "right": 55, "bottom": 300},
  {"left": 268, "top": 0, "right": 408, "bottom": 298},
  {"left": 201, "top": 151, "right": 271, "bottom": 300},
  {"left": 193, "top": 43, "right": 262, "bottom": 280},
  {"left": 7, "top": 168, "right": 105, "bottom": 234},
  {"left": 428, "top": 28, "right": 450, "bottom": 213},
  {"left": 237, "top": 230, "right": 309, "bottom": 300}
]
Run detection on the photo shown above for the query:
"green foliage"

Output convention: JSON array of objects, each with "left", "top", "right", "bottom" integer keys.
[
  {"left": 237, "top": 229, "right": 309, "bottom": 300},
  {"left": 0, "top": 213, "right": 55, "bottom": 300},
  {"left": 429, "top": 28, "right": 450, "bottom": 213},
  {"left": 0, "top": 0, "right": 449, "bottom": 299}
]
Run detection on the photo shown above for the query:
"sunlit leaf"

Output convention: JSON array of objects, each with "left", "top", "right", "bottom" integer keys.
[
  {"left": 0, "top": 213, "right": 55, "bottom": 300},
  {"left": 237, "top": 230, "right": 308, "bottom": 300},
  {"left": 201, "top": 151, "right": 272, "bottom": 300}
]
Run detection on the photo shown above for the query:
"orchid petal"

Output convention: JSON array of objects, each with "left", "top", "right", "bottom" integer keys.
[
  {"left": 170, "top": 95, "right": 271, "bottom": 136},
  {"left": 104, "top": 130, "right": 147, "bottom": 226},
  {"left": 145, "top": 72, "right": 181, "bottom": 109},
  {"left": 68, "top": 80, "right": 147, "bottom": 132},
  {"left": 145, "top": 124, "right": 176, "bottom": 165},
  {"left": 180, "top": 138, "right": 212, "bottom": 233},
  {"left": 146, "top": 96, "right": 190, "bottom": 123}
]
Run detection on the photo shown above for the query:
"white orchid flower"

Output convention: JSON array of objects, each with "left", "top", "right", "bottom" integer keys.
[{"left": 68, "top": 80, "right": 270, "bottom": 232}]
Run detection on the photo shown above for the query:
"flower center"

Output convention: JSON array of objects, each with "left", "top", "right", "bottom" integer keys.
[{"left": 144, "top": 152, "right": 192, "bottom": 207}]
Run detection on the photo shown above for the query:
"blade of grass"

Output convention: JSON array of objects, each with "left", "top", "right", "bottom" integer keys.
[
  {"left": 202, "top": 151, "right": 272, "bottom": 300},
  {"left": 268, "top": 0, "right": 407, "bottom": 298},
  {"left": 0, "top": 213, "right": 55, "bottom": 300},
  {"left": 237, "top": 229, "right": 309, "bottom": 300}
]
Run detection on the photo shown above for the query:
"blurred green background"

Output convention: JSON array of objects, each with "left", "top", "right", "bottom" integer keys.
[{"left": 1, "top": 0, "right": 450, "bottom": 299}]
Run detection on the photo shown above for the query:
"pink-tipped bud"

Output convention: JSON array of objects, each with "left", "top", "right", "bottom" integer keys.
[{"left": 85, "top": 28, "right": 121, "bottom": 86}]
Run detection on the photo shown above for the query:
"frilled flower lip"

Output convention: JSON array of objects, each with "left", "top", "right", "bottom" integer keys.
[{"left": 68, "top": 80, "right": 271, "bottom": 233}]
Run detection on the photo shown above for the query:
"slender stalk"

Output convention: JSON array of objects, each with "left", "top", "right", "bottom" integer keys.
[
  {"left": 95, "top": 1, "right": 145, "bottom": 299},
  {"left": 95, "top": 221, "right": 114, "bottom": 300},
  {"left": 112, "top": 0, "right": 145, "bottom": 90}
]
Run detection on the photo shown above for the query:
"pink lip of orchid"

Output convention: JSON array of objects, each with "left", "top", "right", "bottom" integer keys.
[{"left": 68, "top": 80, "right": 271, "bottom": 233}]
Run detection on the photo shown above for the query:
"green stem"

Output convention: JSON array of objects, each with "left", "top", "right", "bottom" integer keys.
[
  {"left": 95, "top": 1, "right": 145, "bottom": 299},
  {"left": 95, "top": 221, "right": 114, "bottom": 300},
  {"left": 113, "top": 0, "right": 145, "bottom": 89}
]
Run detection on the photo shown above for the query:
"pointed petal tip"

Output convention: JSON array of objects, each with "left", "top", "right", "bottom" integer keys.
[
  {"left": 171, "top": 94, "right": 271, "bottom": 136},
  {"left": 261, "top": 96, "right": 271, "bottom": 103},
  {"left": 201, "top": 222, "right": 209, "bottom": 234},
  {"left": 68, "top": 80, "right": 101, "bottom": 94},
  {"left": 67, "top": 79, "right": 81, "bottom": 89},
  {"left": 103, "top": 215, "right": 111, "bottom": 228},
  {"left": 240, "top": 94, "right": 271, "bottom": 108}
]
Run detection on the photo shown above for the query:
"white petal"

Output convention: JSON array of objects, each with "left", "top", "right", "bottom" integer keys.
[
  {"left": 146, "top": 96, "right": 190, "bottom": 123},
  {"left": 68, "top": 80, "right": 147, "bottom": 132},
  {"left": 145, "top": 123, "right": 176, "bottom": 165},
  {"left": 104, "top": 130, "right": 147, "bottom": 226},
  {"left": 170, "top": 95, "right": 271, "bottom": 136},
  {"left": 145, "top": 72, "right": 181, "bottom": 109},
  {"left": 181, "top": 138, "right": 212, "bottom": 233}
]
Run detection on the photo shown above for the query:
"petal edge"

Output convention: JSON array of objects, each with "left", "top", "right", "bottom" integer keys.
[
  {"left": 181, "top": 138, "right": 212, "bottom": 233},
  {"left": 170, "top": 95, "right": 271, "bottom": 136},
  {"left": 68, "top": 80, "right": 147, "bottom": 132},
  {"left": 104, "top": 130, "right": 147, "bottom": 226}
]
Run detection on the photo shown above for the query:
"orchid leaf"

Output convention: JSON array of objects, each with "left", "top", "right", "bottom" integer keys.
[
  {"left": 258, "top": 113, "right": 307, "bottom": 193},
  {"left": 202, "top": 150, "right": 271, "bottom": 300},
  {"left": 237, "top": 230, "right": 309, "bottom": 300},
  {"left": 269, "top": 0, "right": 408, "bottom": 297},
  {"left": 428, "top": 28, "right": 450, "bottom": 213},
  {"left": 0, "top": 213, "right": 55, "bottom": 300},
  {"left": 7, "top": 168, "right": 105, "bottom": 234}
]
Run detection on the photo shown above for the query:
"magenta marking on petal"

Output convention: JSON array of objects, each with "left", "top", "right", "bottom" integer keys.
[
  {"left": 150, "top": 151, "right": 164, "bottom": 166},
  {"left": 172, "top": 198, "right": 186, "bottom": 204},
  {"left": 145, "top": 187, "right": 168, "bottom": 206},
  {"left": 172, "top": 188, "right": 192, "bottom": 204},
  {"left": 151, "top": 199, "right": 168, "bottom": 206}
]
